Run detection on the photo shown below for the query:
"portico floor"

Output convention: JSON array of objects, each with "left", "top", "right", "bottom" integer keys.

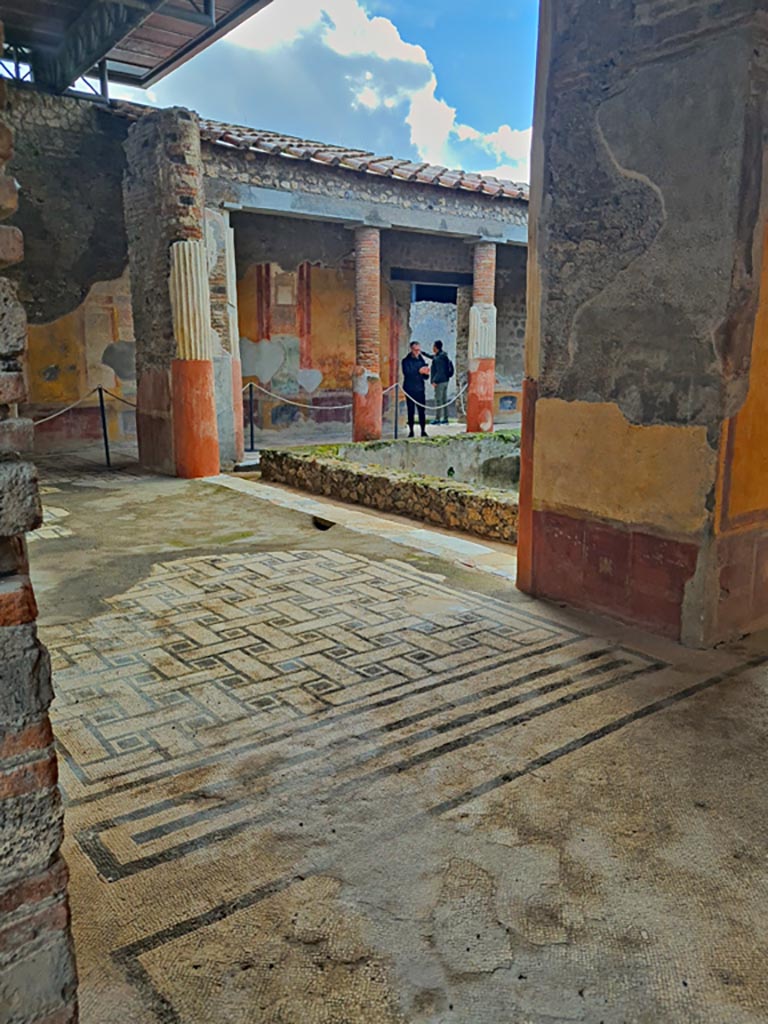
[{"left": 32, "top": 458, "right": 768, "bottom": 1024}]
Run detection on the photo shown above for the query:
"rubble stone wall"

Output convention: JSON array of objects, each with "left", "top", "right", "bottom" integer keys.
[
  {"left": 4, "top": 86, "right": 129, "bottom": 325},
  {"left": 204, "top": 145, "right": 528, "bottom": 228},
  {"left": 260, "top": 447, "right": 519, "bottom": 543}
]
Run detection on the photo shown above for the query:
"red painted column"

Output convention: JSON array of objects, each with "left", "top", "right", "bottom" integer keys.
[
  {"left": 466, "top": 241, "right": 497, "bottom": 434},
  {"left": 353, "top": 226, "right": 383, "bottom": 442}
]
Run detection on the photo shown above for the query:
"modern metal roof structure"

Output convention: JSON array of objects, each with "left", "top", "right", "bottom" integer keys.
[{"left": 2, "top": 0, "right": 275, "bottom": 93}]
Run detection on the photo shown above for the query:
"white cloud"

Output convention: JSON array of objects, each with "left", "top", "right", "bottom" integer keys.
[
  {"left": 354, "top": 84, "right": 381, "bottom": 110},
  {"left": 405, "top": 77, "right": 456, "bottom": 165},
  {"left": 228, "top": 0, "right": 427, "bottom": 64},
  {"left": 119, "top": 0, "right": 531, "bottom": 183},
  {"left": 108, "top": 82, "right": 158, "bottom": 106},
  {"left": 458, "top": 122, "right": 532, "bottom": 183}
]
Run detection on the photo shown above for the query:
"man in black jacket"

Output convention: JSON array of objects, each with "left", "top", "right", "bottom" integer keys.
[
  {"left": 430, "top": 339, "right": 453, "bottom": 425},
  {"left": 401, "top": 341, "right": 430, "bottom": 437}
]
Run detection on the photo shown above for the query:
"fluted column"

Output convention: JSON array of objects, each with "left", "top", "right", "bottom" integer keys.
[
  {"left": 353, "top": 226, "right": 383, "bottom": 442},
  {"left": 466, "top": 241, "right": 497, "bottom": 433},
  {"left": 124, "top": 106, "right": 221, "bottom": 477},
  {"left": 169, "top": 239, "right": 220, "bottom": 477}
]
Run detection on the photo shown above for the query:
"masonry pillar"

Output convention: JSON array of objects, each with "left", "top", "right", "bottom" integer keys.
[
  {"left": 454, "top": 285, "right": 471, "bottom": 422},
  {"left": 466, "top": 241, "right": 497, "bottom": 433},
  {"left": 206, "top": 208, "right": 244, "bottom": 467},
  {"left": 353, "top": 226, "right": 383, "bottom": 442},
  {"left": 0, "top": 36, "right": 78, "bottom": 1021},
  {"left": 518, "top": 0, "right": 768, "bottom": 645},
  {"left": 123, "top": 107, "right": 219, "bottom": 477}
]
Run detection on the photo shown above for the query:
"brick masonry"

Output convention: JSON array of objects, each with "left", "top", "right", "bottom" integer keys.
[
  {"left": 123, "top": 107, "right": 204, "bottom": 378},
  {"left": 0, "top": 27, "right": 79, "bottom": 1023},
  {"left": 354, "top": 227, "right": 381, "bottom": 372},
  {"left": 259, "top": 447, "right": 519, "bottom": 543},
  {"left": 472, "top": 242, "right": 497, "bottom": 306},
  {"left": 352, "top": 226, "right": 383, "bottom": 441}
]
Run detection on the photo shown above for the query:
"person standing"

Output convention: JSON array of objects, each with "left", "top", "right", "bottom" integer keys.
[
  {"left": 401, "top": 340, "right": 430, "bottom": 437},
  {"left": 429, "top": 340, "right": 454, "bottom": 425}
]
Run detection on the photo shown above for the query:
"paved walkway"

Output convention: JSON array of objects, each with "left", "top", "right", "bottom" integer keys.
[{"left": 31, "top": 460, "right": 768, "bottom": 1024}]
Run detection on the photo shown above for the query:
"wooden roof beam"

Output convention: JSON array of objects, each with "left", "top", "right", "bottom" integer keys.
[{"left": 31, "top": 0, "right": 165, "bottom": 93}]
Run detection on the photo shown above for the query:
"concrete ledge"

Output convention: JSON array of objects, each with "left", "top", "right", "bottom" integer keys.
[{"left": 259, "top": 446, "right": 519, "bottom": 543}]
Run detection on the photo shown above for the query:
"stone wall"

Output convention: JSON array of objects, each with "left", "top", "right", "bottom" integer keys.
[
  {"left": 0, "top": 49, "right": 79, "bottom": 1024},
  {"left": 4, "top": 87, "right": 129, "bottom": 325},
  {"left": 204, "top": 145, "right": 528, "bottom": 230},
  {"left": 496, "top": 247, "right": 527, "bottom": 392},
  {"left": 3, "top": 88, "right": 135, "bottom": 447},
  {"left": 260, "top": 446, "right": 519, "bottom": 543}
]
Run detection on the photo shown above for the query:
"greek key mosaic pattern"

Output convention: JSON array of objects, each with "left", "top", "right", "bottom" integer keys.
[
  {"left": 51, "top": 550, "right": 586, "bottom": 801},
  {"left": 51, "top": 548, "right": 700, "bottom": 1022}
]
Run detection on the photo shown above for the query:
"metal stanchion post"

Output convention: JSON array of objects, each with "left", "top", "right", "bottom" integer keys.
[
  {"left": 394, "top": 383, "right": 399, "bottom": 440},
  {"left": 97, "top": 386, "right": 111, "bottom": 469},
  {"left": 248, "top": 382, "right": 255, "bottom": 452}
]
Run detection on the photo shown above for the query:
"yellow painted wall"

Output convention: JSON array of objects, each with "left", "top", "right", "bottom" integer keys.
[
  {"left": 533, "top": 398, "right": 716, "bottom": 536},
  {"left": 718, "top": 224, "right": 768, "bottom": 527},
  {"left": 237, "top": 264, "right": 260, "bottom": 343},
  {"left": 26, "top": 269, "right": 136, "bottom": 440},
  {"left": 28, "top": 306, "right": 85, "bottom": 405},
  {"left": 309, "top": 266, "right": 355, "bottom": 389}
]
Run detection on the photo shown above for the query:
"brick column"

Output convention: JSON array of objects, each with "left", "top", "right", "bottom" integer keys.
[
  {"left": 353, "top": 226, "right": 383, "bottom": 442},
  {"left": 466, "top": 241, "right": 497, "bottom": 433},
  {"left": 0, "top": 38, "right": 79, "bottom": 1023},
  {"left": 123, "top": 107, "right": 219, "bottom": 477}
]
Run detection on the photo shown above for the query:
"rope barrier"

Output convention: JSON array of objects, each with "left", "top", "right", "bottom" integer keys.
[
  {"left": 101, "top": 387, "right": 137, "bottom": 409},
  {"left": 401, "top": 381, "right": 469, "bottom": 411},
  {"left": 32, "top": 389, "right": 98, "bottom": 425},
  {"left": 32, "top": 386, "right": 137, "bottom": 426},
  {"left": 241, "top": 380, "right": 400, "bottom": 409},
  {"left": 241, "top": 380, "right": 466, "bottom": 412}
]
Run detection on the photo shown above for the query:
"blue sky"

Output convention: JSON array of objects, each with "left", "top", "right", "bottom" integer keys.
[{"left": 113, "top": 0, "right": 538, "bottom": 183}]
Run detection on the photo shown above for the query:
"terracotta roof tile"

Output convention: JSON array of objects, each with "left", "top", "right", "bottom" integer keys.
[{"left": 197, "top": 117, "right": 529, "bottom": 201}]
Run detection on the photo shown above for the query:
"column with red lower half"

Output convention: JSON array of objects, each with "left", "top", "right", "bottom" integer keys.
[
  {"left": 466, "top": 241, "right": 497, "bottom": 433},
  {"left": 353, "top": 226, "right": 383, "bottom": 441}
]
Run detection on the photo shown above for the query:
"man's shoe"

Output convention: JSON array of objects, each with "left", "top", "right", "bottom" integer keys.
[
  {"left": 431, "top": 419, "right": 441, "bottom": 425},
  {"left": 421, "top": 430, "right": 428, "bottom": 438},
  {"left": 408, "top": 430, "right": 415, "bottom": 438}
]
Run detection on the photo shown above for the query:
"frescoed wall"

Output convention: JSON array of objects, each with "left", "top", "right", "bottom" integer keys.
[
  {"left": 23, "top": 269, "right": 137, "bottom": 448},
  {"left": 237, "top": 258, "right": 400, "bottom": 430},
  {"left": 234, "top": 213, "right": 526, "bottom": 432}
]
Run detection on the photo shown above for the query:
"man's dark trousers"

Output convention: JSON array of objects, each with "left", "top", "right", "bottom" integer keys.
[{"left": 405, "top": 386, "right": 426, "bottom": 434}]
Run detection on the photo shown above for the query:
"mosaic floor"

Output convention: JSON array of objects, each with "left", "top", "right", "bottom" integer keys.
[{"left": 34, "top": 465, "right": 768, "bottom": 1024}]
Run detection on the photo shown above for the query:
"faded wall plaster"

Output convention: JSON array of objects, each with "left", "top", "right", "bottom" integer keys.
[
  {"left": 537, "top": 32, "right": 759, "bottom": 428},
  {"left": 410, "top": 301, "right": 457, "bottom": 399}
]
